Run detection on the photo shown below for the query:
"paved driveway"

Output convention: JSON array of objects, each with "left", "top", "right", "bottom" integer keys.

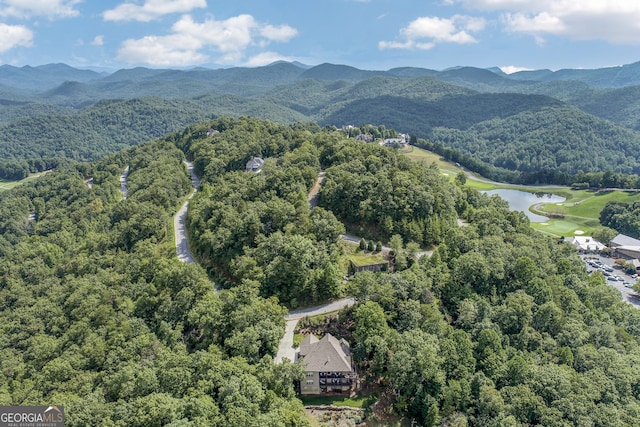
[{"left": 274, "top": 298, "right": 355, "bottom": 363}]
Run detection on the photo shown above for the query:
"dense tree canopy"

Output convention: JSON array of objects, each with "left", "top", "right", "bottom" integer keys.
[
  {"left": 3, "top": 116, "right": 640, "bottom": 426},
  {"left": 600, "top": 200, "right": 640, "bottom": 238},
  {"left": 0, "top": 136, "right": 307, "bottom": 426},
  {"left": 342, "top": 190, "right": 640, "bottom": 426}
]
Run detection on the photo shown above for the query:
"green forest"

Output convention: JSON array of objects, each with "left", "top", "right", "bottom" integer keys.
[
  {"left": 5, "top": 62, "right": 640, "bottom": 188},
  {"left": 600, "top": 201, "right": 640, "bottom": 239},
  {"left": 2, "top": 117, "right": 640, "bottom": 426}
]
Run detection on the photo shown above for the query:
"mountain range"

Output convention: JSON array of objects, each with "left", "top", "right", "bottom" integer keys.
[
  {"left": 4, "top": 60, "right": 640, "bottom": 93},
  {"left": 3, "top": 60, "right": 640, "bottom": 182}
]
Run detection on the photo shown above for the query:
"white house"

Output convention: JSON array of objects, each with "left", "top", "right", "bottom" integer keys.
[{"left": 565, "top": 236, "right": 605, "bottom": 253}]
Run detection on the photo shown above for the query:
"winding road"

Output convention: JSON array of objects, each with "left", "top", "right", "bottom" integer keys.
[
  {"left": 120, "top": 166, "right": 129, "bottom": 200},
  {"left": 174, "top": 161, "right": 200, "bottom": 264},
  {"left": 308, "top": 171, "right": 325, "bottom": 209}
]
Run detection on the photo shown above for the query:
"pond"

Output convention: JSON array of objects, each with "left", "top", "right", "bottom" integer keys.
[{"left": 483, "top": 189, "right": 566, "bottom": 222}]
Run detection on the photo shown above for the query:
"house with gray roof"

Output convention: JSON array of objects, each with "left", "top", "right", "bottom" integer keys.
[
  {"left": 610, "top": 233, "right": 640, "bottom": 248},
  {"left": 298, "top": 333, "right": 356, "bottom": 395},
  {"left": 245, "top": 156, "right": 264, "bottom": 173},
  {"left": 610, "top": 233, "right": 640, "bottom": 259}
]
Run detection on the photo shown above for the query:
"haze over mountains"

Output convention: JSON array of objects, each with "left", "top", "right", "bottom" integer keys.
[
  {"left": 4, "top": 60, "right": 640, "bottom": 95},
  {"left": 3, "top": 60, "right": 640, "bottom": 180}
]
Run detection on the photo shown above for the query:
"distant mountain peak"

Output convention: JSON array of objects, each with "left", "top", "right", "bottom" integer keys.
[{"left": 266, "top": 60, "right": 310, "bottom": 69}]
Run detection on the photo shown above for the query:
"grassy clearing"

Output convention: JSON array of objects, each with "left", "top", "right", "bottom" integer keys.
[
  {"left": 559, "top": 190, "right": 640, "bottom": 218},
  {"left": 399, "top": 146, "right": 461, "bottom": 177},
  {"left": 0, "top": 171, "right": 52, "bottom": 192},
  {"left": 339, "top": 239, "right": 388, "bottom": 274},
  {"left": 0, "top": 180, "right": 15, "bottom": 191},
  {"left": 532, "top": 190, "right": 640, "bottom": 236},
  {"left": 348, "top": 251, "right": 386, "bottom": 267}
]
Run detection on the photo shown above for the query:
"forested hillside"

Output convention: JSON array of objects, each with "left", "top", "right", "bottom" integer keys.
[
  {"left": 2, "top": 117, "right": 640, "bottom": 425},
  {"left": 0, "top": 135, "right": 306, "bottom": 426},
  {"left": 5, "top": 61, "right": 640, "bottom": 185},
  {"left": 426, "top": 105, "right": 640, "bottom": 175},
  {"left": 0, "top": 98, "right": 212, "bottom": 160},
  {"left": 178, "top": 118, "right": 640, "bottom": 426},
  {"left": 600, "top": 201, "right": 640, "bottom": 239}
]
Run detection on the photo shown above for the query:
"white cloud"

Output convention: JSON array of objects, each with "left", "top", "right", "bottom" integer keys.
[
  {"left": 91, "top": 35, "right": 104, "bottom": 46},
  {"left": 116, "top": 14, "right": 299, "bottom": 66},
  {"left": 0, "top": 22, "right": 33, "bottom": 53},
  {"left": 0, "top": 0, "right": 81, "bottom": 19},
  {"left": 499, "top": 65, "right": 532, "bottom": 74},
  {"left": 103, "top": 0, "right": 207, "bottom": 22},
  {"left": 259, "top": 24, "right": 298, "bottom": 43},
  {"left": 451, "top": 0, "right": 640, "bottom": 44},
  {"left": 117, "top": 35, "right": 208, "bottom": 66},
  {"left": 379, "top": 15, "right": 485, "bottom": 50}
]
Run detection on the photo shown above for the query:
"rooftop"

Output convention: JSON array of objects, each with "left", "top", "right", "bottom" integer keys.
[{"left": 299, "top": 333, "right": 352, "bottom": 373}]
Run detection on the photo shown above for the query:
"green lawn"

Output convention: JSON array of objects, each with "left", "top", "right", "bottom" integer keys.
[
  {"left": 559, "top": 189, "right": 640, "bottom": 218},
  {"left": 348, "top": 251, "right": 386, "bottom": 267},
  {"left": 532, "top": 190, "right": 640, "bottom": 236},
  {"left": 399, "top": 146, "right": 461, "bottom": 178}
]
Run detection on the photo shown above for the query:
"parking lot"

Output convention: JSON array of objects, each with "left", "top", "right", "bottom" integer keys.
[{"left": 580, "top": 254, "right": 640, "bottom": 308}]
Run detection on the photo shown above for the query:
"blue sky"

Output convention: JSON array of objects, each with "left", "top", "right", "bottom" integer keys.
[{"left": 1, "top": 0, "right": 639, "bottom": 72}]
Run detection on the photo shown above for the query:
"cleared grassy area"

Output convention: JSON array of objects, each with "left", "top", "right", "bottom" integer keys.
[
  {"left": 0, "top": 178, "right": 23, "bottom": 191},
  {"left": 339, "top": 239, "right": 386, "bottom": 274},
  {"left": 531, "top": 218, "right": 598, "bottom": 237},
  {"left": 348, "top": 252, "right": 386, "bottom": 267},
  {"left": 558, "top": 190, "right": 640, "bottom": 218},
  {"left": 532, "top": 190, "right": 640, "bottom": 236},
  {"left": 0, "top": 171, "right": 51, "bottom": 192},
  {"left": 399, "top": 146, "right": 461, "bottom": 177}
]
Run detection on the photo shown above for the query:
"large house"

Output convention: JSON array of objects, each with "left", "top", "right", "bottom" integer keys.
[
  {"left": 298, "top": 333, "right": 357, "bottom": 395},
  {"left": 565, "top": 236, "right": 606, "bottom": 253}
]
